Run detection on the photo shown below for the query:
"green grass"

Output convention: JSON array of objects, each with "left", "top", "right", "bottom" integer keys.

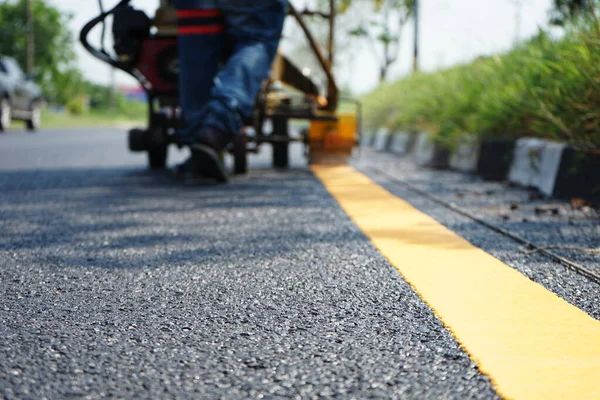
[
  {"left": 362, "top": 14, "right": 600, "bottom": 149},
  {"left": 40, "top": 110, "right": 145, "bottom": 129}
]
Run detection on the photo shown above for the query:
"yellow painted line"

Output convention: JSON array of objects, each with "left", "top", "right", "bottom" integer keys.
[{"left": 312, "top": 165, "right": 600, "bottom": 400}]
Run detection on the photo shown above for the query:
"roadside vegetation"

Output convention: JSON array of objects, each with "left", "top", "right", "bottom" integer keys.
[
  {"left": 39, "top": 109, "right": 144, "bottom": 129},
  {"left": 0, "top": 0, "right": 146, "bottom": 127},
  {"left": 363, "top": 9, "right": 600, "bottom": 149},
  {"left": 36, "top": 89, "right": 146, "bottom": 128}
]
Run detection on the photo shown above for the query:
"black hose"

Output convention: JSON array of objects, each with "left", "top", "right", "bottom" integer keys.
[{"left": 79, "top": 0, "right": 130, "bottom": 68}]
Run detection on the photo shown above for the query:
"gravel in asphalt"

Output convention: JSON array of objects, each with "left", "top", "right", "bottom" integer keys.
[{"left": 0, "top": 129, "right": 498, "bottom": 399}]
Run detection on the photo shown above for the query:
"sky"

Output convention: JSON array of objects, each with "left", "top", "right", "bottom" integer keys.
[{"left": 55, "top": 0, "right": 555, "bottom": 94}]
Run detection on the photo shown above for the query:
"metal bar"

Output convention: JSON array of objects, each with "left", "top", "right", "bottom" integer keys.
[
  {"left": 327, "top": 0, "right": 335, "bottom": 67},
  {"left": 266, "top": 109, "right": 338, "bottom": 121},
  {"left": 287, "top": 1, "right": 338, "bottom": 111},
  {"left": 251, "top": 135, "right": 304, "bottom": 144},
  {"left": 270, "top": 54, "right": 320, "bottom": 96}
]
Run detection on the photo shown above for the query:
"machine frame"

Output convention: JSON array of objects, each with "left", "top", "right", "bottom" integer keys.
[{"left": 80, "top": 0, "right": 361, "bottom": 172}]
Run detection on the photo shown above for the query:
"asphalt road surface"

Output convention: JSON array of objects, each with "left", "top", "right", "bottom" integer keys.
[{"left": 1, "top": 127, "right": 598, "bottom": 399}]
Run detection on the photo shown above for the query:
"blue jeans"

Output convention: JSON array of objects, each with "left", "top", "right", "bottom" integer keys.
[{"left": 172, "top": 0, "right": 287, "bottom": 140}]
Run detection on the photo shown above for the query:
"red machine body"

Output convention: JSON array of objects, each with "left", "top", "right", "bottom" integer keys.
[{"left": 135, "top": 37, "right": 179, "bottom": 95}]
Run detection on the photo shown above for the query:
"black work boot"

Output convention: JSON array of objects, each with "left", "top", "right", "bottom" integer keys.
[{"left": 189, "top": 126, "right": 233, "bottom": 183}]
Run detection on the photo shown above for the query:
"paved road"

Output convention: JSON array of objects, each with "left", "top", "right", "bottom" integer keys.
[{"left": 0, "top": 128, "right": 598, "bottom": 399}]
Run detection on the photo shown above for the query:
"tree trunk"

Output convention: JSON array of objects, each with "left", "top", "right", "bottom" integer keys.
[{"left": 379, "top": 66, "right": 387, "bottom": 82}]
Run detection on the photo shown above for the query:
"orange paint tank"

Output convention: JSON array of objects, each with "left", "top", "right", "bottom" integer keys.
[{"left": 308, "top": 113, "right": 357, "bottom": 165}]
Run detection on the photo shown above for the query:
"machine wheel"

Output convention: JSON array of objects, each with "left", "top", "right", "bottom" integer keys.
[
  {"left": 233, "top": 132, "right": 248, "bottom": 175},
  {"left": 147, "top": 125, "right": 168, "bottom": 169},
  {"left": 148, "top": 146, "right": 168, "bottom": 169},
  {"left": 26, "top": 101, "right": 42, "bottom": 132},
  {"left": 272, "top": 116, "right": 289, "bottom": 169},
  {"left": 0, "top": 98, "right": 11, "bottom": 132},
  {"left": 128, "top": 128, "right": 147, "bottom": 152}
]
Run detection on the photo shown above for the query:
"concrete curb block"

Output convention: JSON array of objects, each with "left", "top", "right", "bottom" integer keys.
[
  {"left": 476, "top": 139, "right": 516, "bottom": 181},
  {"left": 413, "top": 132, "right": 450, "bottom": 168},
  {"left": 373, "top": 128, "right": 390, "bottom": 151},
  {"left": 553, "top": 148, "right": 600, "bottom": 203},
  {"left": 360, "top": 132, "right": 374, "bottom": 147},
  {"left": 389, "top": 132, "right": 417, "bottom": 154},
  {"left": 508, "top": 138, "right": 565, "bottom": 196},
  {"left": 449, "top": 135, "right": 480, "bottom": 173},
  {"left": 366, "top": 127, "right": 598, "bottom": 204}
]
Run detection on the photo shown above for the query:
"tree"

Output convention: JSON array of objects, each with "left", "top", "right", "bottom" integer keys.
[
  {"left": 0, "top": 0, "right": 82, "bottom": 104},
  {"left": 343, "top": 0, "right": 416, "bottom": 82},
  {"left": 549, "top": 0, "right": 593, "bottom": 25}
]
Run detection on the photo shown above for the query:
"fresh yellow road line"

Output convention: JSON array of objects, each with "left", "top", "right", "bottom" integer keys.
[{"left": 313, "top": 165, "right": 600, "bottom": 400}]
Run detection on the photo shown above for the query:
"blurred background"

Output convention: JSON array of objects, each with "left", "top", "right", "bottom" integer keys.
[{"left": 0, "top": 0, "right": 596, "bottom": 147}]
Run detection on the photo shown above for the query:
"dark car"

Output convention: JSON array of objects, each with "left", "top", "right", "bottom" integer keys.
[{"left": 0, "top": 56, "right": 43, "bottom": 132}]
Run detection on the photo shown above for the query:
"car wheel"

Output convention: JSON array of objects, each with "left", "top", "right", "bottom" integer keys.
[
  {"left": 26, "top": 102, "right": 41, "bottom": 132},
  {"left": 0, "top": 98, "right": 11, "bottom": 132}
]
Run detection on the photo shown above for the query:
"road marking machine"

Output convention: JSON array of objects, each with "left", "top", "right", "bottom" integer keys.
[{"left": 81, "top": 0, "right": 361, "bottom": 173}]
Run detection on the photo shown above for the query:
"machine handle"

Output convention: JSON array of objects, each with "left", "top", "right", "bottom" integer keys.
[{"left": 79, "top": 0, "right": 131, "bottom": 69}]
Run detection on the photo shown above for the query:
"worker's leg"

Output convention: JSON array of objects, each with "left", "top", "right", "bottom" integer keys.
[
  {"left": 183, "top": 0, "right": 286, "bottom": 182},
  {"left": 172, "top": 0, "right": 225, "bottom": 142},
  {"left": 199, "top": 0, "right": 287, "bottom": 136}
]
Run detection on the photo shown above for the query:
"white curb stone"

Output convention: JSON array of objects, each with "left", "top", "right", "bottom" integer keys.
[
  {"left": 450, "top": 135, "right": 481, "bottom": 173},
  {"left": 413, "top": 132, "right": 435, "bottom": 166},
  {"left": 373, "top": 128, "right": 390, "bottom": 151},
  {"left": 360, "top": 132, "right": 373, "bottom": 147},
  {"left": 413, "top": 132, "right": 450, "bottom": 167},
  {"left": 389, "top": 132, "right": 414, "bottom": 154},
  {"left": 536, "top": 141, "right": 567, "bottom": 196},
  {"left": 508, "top": 138, "right": 566, "bottom": 196}
]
